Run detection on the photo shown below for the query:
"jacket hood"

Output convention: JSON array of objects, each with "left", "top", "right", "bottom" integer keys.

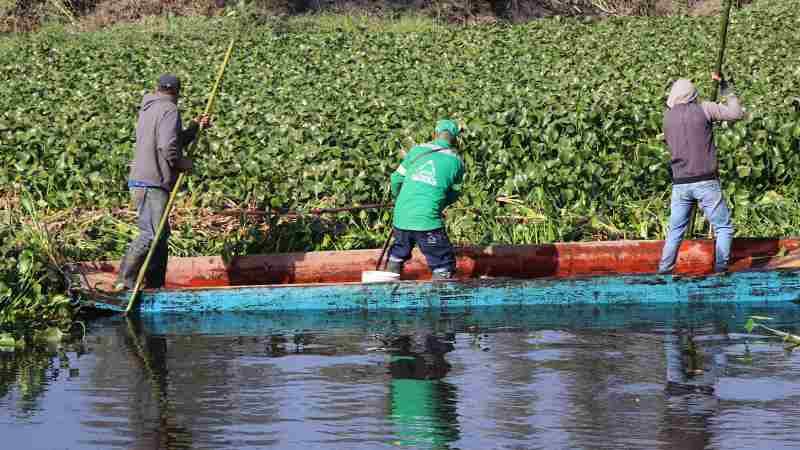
[
  {"left": 667, "top": 79, "right": 699, "bottom": 108},
  {"left": 140, "top": 92, "right": 176, "bottom": 110}
]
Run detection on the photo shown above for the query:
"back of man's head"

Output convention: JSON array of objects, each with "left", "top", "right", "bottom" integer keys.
[
  {"left": 434, "top": 119, "right": 460, "bottom": 144},
  {"left": 157, "top": 74, "right": 181, "bottom": 95},
  {"left": 667, "top": 79, "right": 698, "bottom": 108}
]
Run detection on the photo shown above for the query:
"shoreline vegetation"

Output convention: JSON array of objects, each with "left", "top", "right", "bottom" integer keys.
[
  {"left": 2, "top": 0, "right": 799, "bottom": 335},
  {"left": 1, "top": 0, "right": 750, "bottom": 33}
]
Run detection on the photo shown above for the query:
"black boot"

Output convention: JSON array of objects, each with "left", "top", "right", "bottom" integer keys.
[{"left": 118, "top": 239, "right": 151, "bottom": 289}]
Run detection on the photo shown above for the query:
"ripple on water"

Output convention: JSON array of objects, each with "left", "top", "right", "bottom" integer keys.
[{"left": 0, "top": 303, "right": 799, "bottom": 450}]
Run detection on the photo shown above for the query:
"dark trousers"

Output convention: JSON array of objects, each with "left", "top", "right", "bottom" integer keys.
[
  {"left": 388, "top": 228, "right": 456, "bottom": 273},
  {"left": 118, "top": 187, "right": 170, "bottom": 289}
]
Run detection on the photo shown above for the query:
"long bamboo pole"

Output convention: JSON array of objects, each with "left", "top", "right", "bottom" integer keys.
[
  {"left": 712, "top": 0, "right": 734, "bottom": 103},
  {"left": 685, "top": 0, "right": 733, "bottom": 239},
  {"left": 125, "top": 39, "right": 236, "bottom": 315}
]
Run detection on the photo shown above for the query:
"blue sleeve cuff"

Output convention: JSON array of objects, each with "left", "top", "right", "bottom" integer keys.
[{"left": 128, "top": 180, "right": 160, "bottom": 189}]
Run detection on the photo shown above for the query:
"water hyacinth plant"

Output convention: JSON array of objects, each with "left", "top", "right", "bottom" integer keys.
[{"left": 0, "top": 192, "right": 74, "bottom": 333}]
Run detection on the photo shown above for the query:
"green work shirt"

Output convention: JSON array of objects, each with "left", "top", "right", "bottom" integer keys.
[{"left": 390, "top": 139, "right": 464, "bottom": 231}]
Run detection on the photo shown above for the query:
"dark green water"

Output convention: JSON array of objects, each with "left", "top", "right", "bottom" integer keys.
[{"left": 2, "top": 303, "right": 799, "bottom": 450}]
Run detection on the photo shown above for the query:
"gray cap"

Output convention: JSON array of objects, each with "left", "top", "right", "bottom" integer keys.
[{"left": 158, "top": 74, "right": 181, "bottom": 91}]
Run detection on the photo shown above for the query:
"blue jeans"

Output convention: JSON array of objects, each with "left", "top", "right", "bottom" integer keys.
[
  {"left": 658, "top": 180, "right": 734, "bottom": 273},
  {"left": 117, "top": 187, "right": 170, "bottom": 289},
  {"left": 388, "top": 228, "right": 456, "bottom": 275}
]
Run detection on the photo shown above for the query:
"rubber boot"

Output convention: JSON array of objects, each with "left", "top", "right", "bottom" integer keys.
[
  {"left": 386, "top": 260, "right": 404, "bottom": 275},
  {"left": 118, "top": 240, "right": 150, "bottom": 289}
]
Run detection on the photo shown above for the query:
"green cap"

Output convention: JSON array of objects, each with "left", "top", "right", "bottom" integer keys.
[{"left": 434, "top": 119, "right": 460, "bottom": 138}]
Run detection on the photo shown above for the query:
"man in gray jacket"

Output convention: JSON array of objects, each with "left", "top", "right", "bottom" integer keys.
[
  {"left": 117, "top": 74, "right": 210, "bottom": 290},
  {"left": 658, "top": 73, "right": 744, "bottom": 275}
]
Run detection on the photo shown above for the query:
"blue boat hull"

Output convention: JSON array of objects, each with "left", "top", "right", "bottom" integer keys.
[
  {"left": 136, "top": 300, "right": 800, "bottom": 337},
  {"left": 84, "top": 269, "right": 800, "bottom": 314}
]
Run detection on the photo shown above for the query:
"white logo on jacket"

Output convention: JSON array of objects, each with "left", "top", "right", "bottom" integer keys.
[{"left": 411, "top": 160, "right": 437, "bottom": 186}]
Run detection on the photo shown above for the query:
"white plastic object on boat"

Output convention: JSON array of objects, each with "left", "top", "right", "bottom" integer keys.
[{"left": 361, "top": 271, "right": 400, "bottom": 283}]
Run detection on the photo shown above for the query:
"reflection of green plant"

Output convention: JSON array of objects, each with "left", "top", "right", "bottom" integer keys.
[
  {"left": 744, "top": 315, "right": 800, "bottom": 351},
  {"left": 0, "top": 332, "right": 16, "bottom": 348},
  {"left": 0, "top": 339, "right": 80, "bottom": 414}
]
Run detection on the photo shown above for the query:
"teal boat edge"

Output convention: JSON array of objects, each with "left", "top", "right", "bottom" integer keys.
[
  {"left": 82, "top": 269, "right": 800, "bottom": 314},
  {"left": 138, "top": 301, "right": 800, "bottom": 337}
]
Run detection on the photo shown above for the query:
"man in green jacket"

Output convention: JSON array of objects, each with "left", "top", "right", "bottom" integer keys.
[{"left": 386, "top": 119, "right": 465, "bottom": 279}]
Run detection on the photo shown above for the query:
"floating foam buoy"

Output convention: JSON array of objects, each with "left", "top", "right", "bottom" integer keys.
[{"left": 361, "top": 271, "right": 400, "bottom": 283}]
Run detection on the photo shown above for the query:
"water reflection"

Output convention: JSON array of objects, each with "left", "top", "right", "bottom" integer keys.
[
  {"left": 386, "top": 333, "right": 459, "bottom": 448},
  {"left": 0, "top": 345, "right": 62, "bottom": 416},
  {"left": 0, "top": 302, "right": 799, "bottom": 450},
  {"left": 124, "top": 318, "right": 194, "bottom": 450}
]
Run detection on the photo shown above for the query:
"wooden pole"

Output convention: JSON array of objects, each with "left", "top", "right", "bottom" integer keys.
[
  {"left": 712, "top": 0, "right": 734, "bottom": 103},
  {"left": 125, "top": 39, "right": 236, "bottom": 315}
]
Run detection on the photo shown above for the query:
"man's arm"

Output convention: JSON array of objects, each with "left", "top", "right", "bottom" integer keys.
[
  {"left": 390, "top": 164, "right": 406, "bottom": 198},
  {"left": 701, "top": 97, "right": 744, "bottom": 122},
  {"left": 444, "top": 163, "right": 464, "bottom": 207},
  {"left": 701, "top": 77, "right": 744, "bottom": 122},
  {"left": 178, "top": 120, "right": 199, "bottom": 149},
  {"left": 177, "top": 114, "right": 211, "bottom": 154},
  {"left": 390, "top": 149, "right": 415, "bottom": 198},
  {"left": 157, "top": 109, "right": 180, "bottom": 167}
]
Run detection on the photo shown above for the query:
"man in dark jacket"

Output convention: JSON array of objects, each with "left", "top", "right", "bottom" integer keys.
[
  {"left": 658, "top": 73, "right": 744, "bottom": 274},
  {"left": 117, "top": 74, "right": 210, "bottom": 289}
]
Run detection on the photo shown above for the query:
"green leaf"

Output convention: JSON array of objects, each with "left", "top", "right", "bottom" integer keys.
[
  {"left": 744, "top": 318, "right": 755, "bottom": 334},
  {"left": 757, "top": 191, "right": 783, "bottom": 205},
  {"left": 18, "top": 250, "right": 34, "bottom": 276},
  {"left": 0, "top": 333, "right": 15, "bottom": 348},
  {"left": 37, "top": 327, "right": 65, "bottom": 343},
  {"left": 736, "top": 165, "right": 751, "bottom": 178}
]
